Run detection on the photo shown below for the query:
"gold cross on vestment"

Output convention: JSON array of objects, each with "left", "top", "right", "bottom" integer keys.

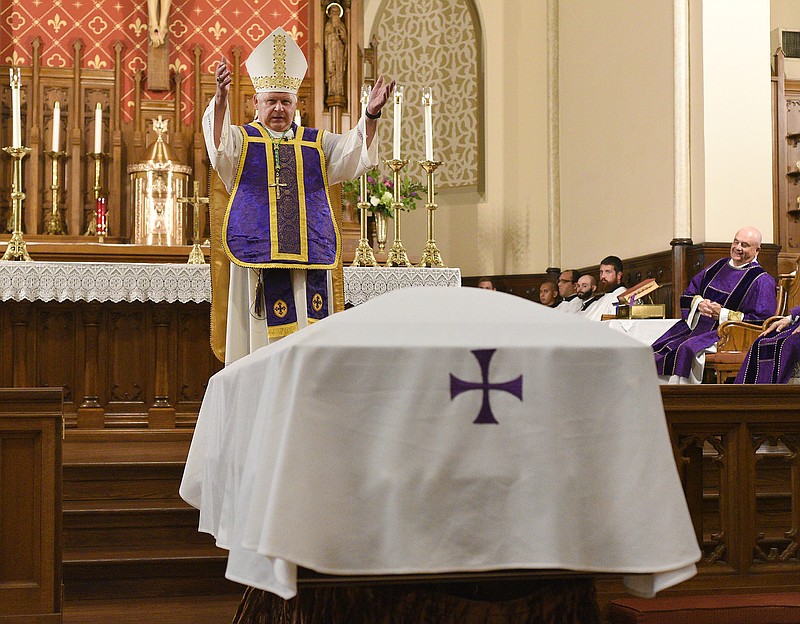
[
  {"left": 269, "top": 170, "right": 288, "bottom": 200},
  {"left": 177, "top": 181, "right": 210, "bottom": 264}
]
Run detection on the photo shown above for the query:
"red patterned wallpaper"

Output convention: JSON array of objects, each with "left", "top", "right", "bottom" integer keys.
[{"left": 0, "top": 0, "right": 309, "bottom": 123}]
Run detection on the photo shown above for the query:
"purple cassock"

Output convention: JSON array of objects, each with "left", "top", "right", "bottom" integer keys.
[
  {"left": 735, "top": 306, "right": 800, "bottom": 384},
  {"left": 652, "top": 258, "right": 777, "bottom": 379}
]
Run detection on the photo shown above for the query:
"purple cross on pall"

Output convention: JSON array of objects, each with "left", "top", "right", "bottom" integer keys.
[{"left": 450, "top": 349, "right": 523, "bottom": 424}]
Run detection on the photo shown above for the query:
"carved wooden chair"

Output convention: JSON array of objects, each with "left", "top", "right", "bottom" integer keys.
[{"left": 704, "top": 255, "right": 800, "bottom": 383}]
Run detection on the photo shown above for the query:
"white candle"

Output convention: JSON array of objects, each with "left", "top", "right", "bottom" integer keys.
[
  {"left": 393, "top": 86, "right": 403, "bottom": 160},
  {"left": 10, "top": 69, "right": 21, "bottom": 148},
  {"left": 294, "top": 110, "right": 301, "bottom": 126},
  {"left": 51, "top": 101, "right": 61, "bottom": 153},
  {"left": 94, "top": 102, "right": 102, "bottom": 153},
  {"left": 422, "top": 87, "right": 433, "bottom": 161}
]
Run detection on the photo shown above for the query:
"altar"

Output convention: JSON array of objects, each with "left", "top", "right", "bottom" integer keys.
[{"left": 0, "top": 261, "right": 461, "bottom": 430}]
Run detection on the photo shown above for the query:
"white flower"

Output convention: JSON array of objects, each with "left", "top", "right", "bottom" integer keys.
[{"left": 370, "top": 195, "right": 380, "bottom": 206}]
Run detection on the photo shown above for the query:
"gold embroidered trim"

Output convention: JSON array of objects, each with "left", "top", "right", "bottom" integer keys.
[{"left": 250, "top": 34, "right": 303, "bottom": 92}]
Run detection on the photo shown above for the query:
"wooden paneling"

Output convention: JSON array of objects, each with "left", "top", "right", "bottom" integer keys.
[
  {"left": 0, "top": 301, "right": 222, "bottom": 430},
  {"left": 0, "top": 388, "right": 62, "bottom": 623}
]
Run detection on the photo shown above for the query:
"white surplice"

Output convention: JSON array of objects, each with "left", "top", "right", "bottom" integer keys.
[
  {"left": 202, "top": 99, "right": 379, "bottom": 363},
  {"left": 180, "top": 287, "right": 700, "bottom": 600}
]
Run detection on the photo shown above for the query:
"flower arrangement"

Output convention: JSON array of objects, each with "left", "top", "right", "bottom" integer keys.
[{"left": 342, "top": 168, "right": 426, "bottom": 219}]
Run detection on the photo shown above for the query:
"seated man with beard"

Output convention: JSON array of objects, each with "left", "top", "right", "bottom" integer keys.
[
  {"left": 577, "top": 274, "right": 604, "bottom": 318},
  {"left": 652, "top": 226, "right": 777, "bottom": 384},
  {"left": 582, "top": 256, "right": 626, "bottom": 321}
]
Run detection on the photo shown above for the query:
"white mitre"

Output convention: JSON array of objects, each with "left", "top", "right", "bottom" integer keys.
[{"left": 245, "top": 27, "right": 307, "bottom": 94}]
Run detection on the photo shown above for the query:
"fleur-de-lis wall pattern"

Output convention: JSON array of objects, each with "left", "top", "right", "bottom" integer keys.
[{"left": 0, "top": 0, "right": 309, "bottom": 125}]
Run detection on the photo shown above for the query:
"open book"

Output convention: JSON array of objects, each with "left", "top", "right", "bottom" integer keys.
[{"left": 617, "top": 278, "right": 660, "bottom": 304}]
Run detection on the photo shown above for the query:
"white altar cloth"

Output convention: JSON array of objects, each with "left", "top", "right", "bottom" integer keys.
[
  {"left": 0, "top": 260, "right": 211, "bottom": 303},
  {"left": 180, "top": 287, "right": 700, "bottom": 600}
]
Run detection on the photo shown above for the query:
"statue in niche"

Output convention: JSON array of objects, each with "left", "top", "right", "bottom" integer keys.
[
  {"left": 146, "top": 0, "right": 171, "bottom": 91},
  {"left": 324, "top": 2, "right": 348, "bottom": 106}
]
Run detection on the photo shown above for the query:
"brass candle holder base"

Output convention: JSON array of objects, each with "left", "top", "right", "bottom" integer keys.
[
  {"left": 45, "top": 150, "right": 67, "bottom": 235},
  {"left": 384, "top": 158, "right": 412, "bottom": 267},
  {"left": 417, "top": 159, "right": 445, "bottom": 268},
  {"left": 351, "top": 198, "right": 378, "bottom": 267},
  {"left": 2, "top": 145, "right": 32, "bottom": 261},
  {"left": 86, "top": 152, "right": 108, "bottom": 240}
]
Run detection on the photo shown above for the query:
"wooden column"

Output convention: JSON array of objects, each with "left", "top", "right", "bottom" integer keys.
[
  {"left": 148, "top": 304, "right": 175, "bottom": 428},
  {"left": 110, "top": 41, "right": 124, "bottom": 240},
  {"left": 671, "top": 238, "right": 691, "bottom": 318},
  {"left": 10, "top": 303, "right": 31, "bottom": 388},
  {"left": 69, "top": 39, "right": 84, "bottom": 237},
  {"left": 77, "top": 302, "right": 104, "bottom": 428},
  {"left": 0, "top": 388, "right": 62, "bottom": 623}
]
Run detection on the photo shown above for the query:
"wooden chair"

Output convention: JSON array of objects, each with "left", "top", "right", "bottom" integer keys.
[{"left": 704, "top": 318, "right": 779, "bottom": 383}]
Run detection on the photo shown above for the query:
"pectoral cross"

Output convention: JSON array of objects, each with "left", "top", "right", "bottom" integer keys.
[
  {"left": 269, "top": 137, "right": 289, "bottom": 200},
  {"left": 269, "top": 169, "right": 288, "bottom": 200},
  {"left": 177, "top": 181, "right": 210, "bottom": 264}
]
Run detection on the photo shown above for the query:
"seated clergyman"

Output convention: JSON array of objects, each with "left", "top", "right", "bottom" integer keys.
[
  {"left": 735, "top": 306, "right": 800, "bottom": 384},
  {"left": 651, "top": 227, "right": 777, "bottom": 384}
]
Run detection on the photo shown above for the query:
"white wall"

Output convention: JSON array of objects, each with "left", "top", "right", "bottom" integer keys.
[
  {"left": 699, "top": 0, "right": 773, "bottom": 244},
  {"left": 364, "top": 0, "right": 777, "bottom": 276}
]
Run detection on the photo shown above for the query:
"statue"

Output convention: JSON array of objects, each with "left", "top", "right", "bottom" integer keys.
[
  {"left": 147, "top": 0, "right": 171, "bottom": 47},
  {"left": 324, "top": 2, "right": 347, "bottom": 106},
  {"left": 147, "top": 0, "right": 171, "bottom": 90}
]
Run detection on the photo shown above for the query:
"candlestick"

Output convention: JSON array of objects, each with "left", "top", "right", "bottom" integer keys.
[
  {"left": 351, "top": 84, "right": 378, "bottom": 266},
  {"left": 86, "top": 152, "right": 108, "bottom": 238},
  {"left": 45, "top": 150, "right": 66, "bottom": 235},
  {"left": 422, "top": 87, "right": 434, "bottom": 161},
  {"left": 392, "top": 86, "right": 403, "bottom": 160},
  {"left": 1, "top": 146, "right": 32, "bottom": 261},
  {"left": 10, "top": 69, "right": 21, "bottom": 149},
  {"left": 52, "top": 101, "right": 61, "bottom": 153},
  {"left": 417, "top": 159, "right": 446, "bottom": 267},
  {"left": 384, "top": 158, "right": 412, "bottom": 267},
  {"left": 93, "top": 102, "right": 102, "bottom": 153}
]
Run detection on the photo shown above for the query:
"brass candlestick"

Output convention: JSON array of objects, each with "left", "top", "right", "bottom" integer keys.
[
  {"left": 177, "top": 181, "right": 210, "bottom": 264},
  {"left": 45, "top": 150, "right": 66, "bottom": 235},
  {"left": 351, "top": 172, "right": 378, "bottom": 266},
  {"left": 384, "top": 158, "right": 412, "bottom": 267},
  {"left": 86, "top": 152, "right": 108, "bottom": 240},
  {"left": 2, "top": 145, "right": 32, "bottom": 261},
  {"left": 417, "top": 159, "right": 445, "bottom": 267}
]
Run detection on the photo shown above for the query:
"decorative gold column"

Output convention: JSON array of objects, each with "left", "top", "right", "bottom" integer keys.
[
  {"left": 417, "top": 159, "right": 445, "bottom": 267},
  {"left": 384, "top": 158, "right": 412, "bottom": 267},
  {"left": 2, "top": 146, "right": 33, "bottom": 261}
]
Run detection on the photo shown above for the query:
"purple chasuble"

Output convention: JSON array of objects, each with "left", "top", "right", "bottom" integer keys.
[
  {"left": 736, "top": 305, "right": 800, "bottom": 384},
  {"left": 223, "top": 123, "right": 340, "bottom": 269},
  {"left": 651, "top": 259, "right": 776, "bottom": 378}
]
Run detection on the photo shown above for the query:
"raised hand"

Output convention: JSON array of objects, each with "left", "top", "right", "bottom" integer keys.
[
  {"left": 215, "top": 56, "right": 231, "bottom": 102},
  {"left": 366, "top": 75, "right": 396, "bottom": 116}
]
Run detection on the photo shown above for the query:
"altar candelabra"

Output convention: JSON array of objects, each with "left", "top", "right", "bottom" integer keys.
[
  {"left": 417, "top": 159, "right": 445, "bottom": 267},
  {"left": 45, "top": 150, "right": 66, "bottom": 235},
  {"left": 351, "top": 171, "right": 378, "bottom": 266},
  {"left": 384, "top": 158, "right": 412, "bottom": 267},
  {"left": 88, "top": 151, "right": 108, "bottom": 241},
  {"left": 2, "top": 146, "right": 32, "bottom": 261}
]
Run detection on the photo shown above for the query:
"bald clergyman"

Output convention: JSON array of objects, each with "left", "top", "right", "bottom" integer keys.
[{"left": 651, "top": 226, "right": 777, "bottom": 384}]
